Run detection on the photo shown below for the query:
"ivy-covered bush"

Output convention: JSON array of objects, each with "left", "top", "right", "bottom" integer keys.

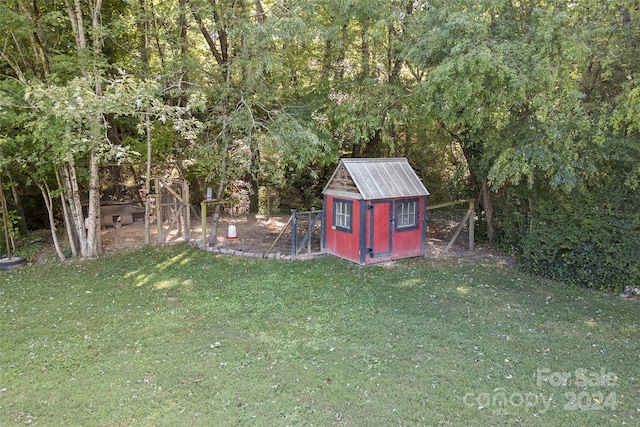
[{"left": 518, "top": 197, "right": 640, "bottom": 293}]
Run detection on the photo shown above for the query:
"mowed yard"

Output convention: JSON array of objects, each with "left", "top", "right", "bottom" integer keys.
[{"left": 1, "top": 244, "right": 638, "bottom": 426}]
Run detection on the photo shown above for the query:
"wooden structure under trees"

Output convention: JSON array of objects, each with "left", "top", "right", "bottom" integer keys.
[
  {"left": 426, "top": 199, "right": 475, "bottom": 252},
  {"left": 148, "top": 177, "right": 191, "bottom": 245},
  {"left": 322, "top": 158, "right": 430, "bottom": 265}
]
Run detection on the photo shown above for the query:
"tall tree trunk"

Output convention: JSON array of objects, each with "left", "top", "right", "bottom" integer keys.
[
  {"left": 254, "top": 0, "right": 265, "bottom": 24},
  {"left": 65, "top": 0, "right": 86, "bottom": 51},
  {"left": 61, "top": 163, "right": 87, "bottom": 256},
  {"left": 188, "top": 0, "right": 225, "bottom": 70},
  {"left": 89, "top": 0, "right": 104, "bottom": 257},
  {"left": 321, "top": 39, "right": 333, "bottom": 80},
  {"left": 86, "top": 149, "right": 101, "bottom": 257},
  {"left": 246, "top": 0, "right": 265, "bottom": 214},
  {"left": 61, "top": 162, "right": 88, "bottom": 256},
  {"left": 55, "top": 168, "right": 79, "bottom": 257},
  {"left": 62, "top": 0, "right": 104, "bottom": 258},
  {"left": 38, "top": 181, "right": 66, "bottom": 261},
  {"left": 28, "top": 0, "right": 51, "bottom": 77},
  {"left": 0, "top": 174, "right": 13, "bottom": 258},
  {"left": 144, "top": 111, "right": 152, "bottom": 245},
  {"left": 479, "top": 180, "right": 495, "bottom": 244},
  {"left": 138, "top": 0, "right": 150, "bottom": 75},
  {"left": 248, "top": 137, "right": 260, "bottom": 213},
  {"left": 441, "top": 123, "right": 495, "bottom": 244}
]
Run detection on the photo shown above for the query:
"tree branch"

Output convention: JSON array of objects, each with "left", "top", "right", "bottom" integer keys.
[{"left": 187, "top": 0, "right": 224, "bottom": 65}]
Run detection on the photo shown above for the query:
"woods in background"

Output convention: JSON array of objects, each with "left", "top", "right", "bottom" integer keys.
[{"left": 0, "top": 0, "right": 638, "bottom": 290}]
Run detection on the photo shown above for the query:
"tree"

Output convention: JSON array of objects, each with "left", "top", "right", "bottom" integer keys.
[
  {"left": 182, "top": 0, "right": 330, "bottom": 242},
  {"left": 307, "top": 0, "right": 418, "bottom": 158},
  {"left": 0, "top": 0, "right": 175, "bottom": 258},
  {"left": 403, "top": 0, "right": 598, "bottom": 242}
]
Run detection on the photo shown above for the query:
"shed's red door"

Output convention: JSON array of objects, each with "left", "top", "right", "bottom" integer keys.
[{"left": 369, "top": 201, "right": 392, "bottom": 258}]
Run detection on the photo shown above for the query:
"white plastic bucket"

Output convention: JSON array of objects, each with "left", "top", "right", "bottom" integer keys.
[{"left": 227, "top": 223, "right": 238, "bottom": 239}]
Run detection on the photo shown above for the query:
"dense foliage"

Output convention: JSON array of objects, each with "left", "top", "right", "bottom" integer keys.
[
  {"left": 0, "top": 0, "right": 638, "bottom": 289},
  {"left": 519, "top": 194, "right": 640, "bottom": 292}
]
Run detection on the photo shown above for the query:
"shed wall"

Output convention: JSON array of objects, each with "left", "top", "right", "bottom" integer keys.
[
  {"left": 324, "top": 194, "right": 427, "bottom": 265},
  {"left": 324, "top": 194, "right": 364, "bottom": 264}
]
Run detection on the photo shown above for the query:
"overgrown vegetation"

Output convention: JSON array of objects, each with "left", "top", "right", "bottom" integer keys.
[
  {"left": 1, "top": 245, "right": 638, "bottom": 425},
  {"left": 519, "top": 196, "right": 640, "bottom": 293}
]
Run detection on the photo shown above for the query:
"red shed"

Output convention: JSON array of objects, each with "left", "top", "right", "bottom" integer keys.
[{"left": 322, "top": 158, "right": 430, "bottom": 265}]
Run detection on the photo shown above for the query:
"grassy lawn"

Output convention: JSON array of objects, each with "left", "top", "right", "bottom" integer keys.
[{"left": 1, "top": 244, "right": 638, "bottom": 426}]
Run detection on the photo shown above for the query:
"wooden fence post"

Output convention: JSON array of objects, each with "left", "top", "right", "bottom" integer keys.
[
  {"left": 183, "top": 180, "right": 190, "bottom": 242},
  {"left": 201, "top": 200, "right": 207, "bottom": 248},
  {"left": 290, "top": 210, "right": 298, "bottom": 260},
  {"left": 468, "top": 199, "right": 475, "bottom": 251},
  {"left": 155, "top": 177, "right": 163, "bottom": 244}
]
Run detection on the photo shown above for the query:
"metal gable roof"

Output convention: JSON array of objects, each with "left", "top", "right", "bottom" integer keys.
[{"left": 324, "top": 158, "right": 429, "bottom": 200}]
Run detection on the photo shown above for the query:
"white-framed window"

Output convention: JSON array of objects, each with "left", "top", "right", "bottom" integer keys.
[
  {"left": 333, "top": 199, "right": 352, "bottom": 232},
  {"left": 395, "top": 199, "right": 418, "bottom": 230}
]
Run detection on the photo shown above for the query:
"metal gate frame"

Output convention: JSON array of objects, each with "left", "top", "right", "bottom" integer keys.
[
  {"left": 152, "top": 177, "right": 191, "bottom": 244},
  {"left": 290, "top": 209, "right": 324, "bottom": 259},
  {"left": 263, "top": 209, "right": 324, "bottom": 259}
]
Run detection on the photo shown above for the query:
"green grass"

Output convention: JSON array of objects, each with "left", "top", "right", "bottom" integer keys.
[{"left": 1, "top": 244, "right": 638, "bottom": 426}]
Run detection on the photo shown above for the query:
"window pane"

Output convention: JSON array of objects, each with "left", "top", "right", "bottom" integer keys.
[
  {"left": 334, "top": 199, "right": 352, "bottom": 231},
  {"left": 396, "top": 200, "right": 417, "bottom": 229}
]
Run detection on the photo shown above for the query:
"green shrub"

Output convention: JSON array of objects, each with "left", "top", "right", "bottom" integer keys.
[{"left": 519, "top": 198, "right": 640, "bottom": 292}]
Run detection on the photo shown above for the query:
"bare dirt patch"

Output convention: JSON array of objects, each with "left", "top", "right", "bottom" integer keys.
[
  {"left": 100, "top": 214, "right": 293, "bottom": 256},
  {"left": 22, "top": 212, "right": 513, "bottom": 266},
  {"left": 98, "top": 212, "right": 512, "bottom": 264}
]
